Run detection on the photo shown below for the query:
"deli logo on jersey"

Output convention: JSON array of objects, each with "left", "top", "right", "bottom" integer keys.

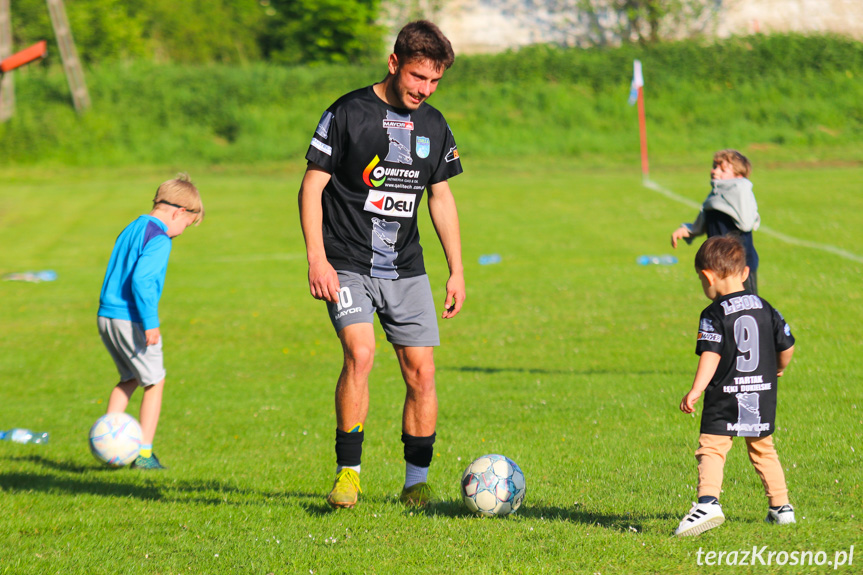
[
  {"left": 364, "top": 191, "right": 416, "bottom": 217},
  {"left": 383, "top": 119, "right": 414, "bottom": 131},
  {"left": 698, "top": 331, "right": 722, "bottom": 343}
]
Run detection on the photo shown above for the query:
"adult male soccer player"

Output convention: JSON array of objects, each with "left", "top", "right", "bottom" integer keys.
[{"left": 298, "top": 20, "right": 465, "bottom": 508}]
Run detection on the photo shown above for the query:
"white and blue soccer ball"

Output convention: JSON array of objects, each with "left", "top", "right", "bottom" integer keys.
[
  {"left": 461, "top": 454, "right": 526, "bottom": 517},
  {"left": 88, "top": 412, "right": 142, "bottom": 467}
]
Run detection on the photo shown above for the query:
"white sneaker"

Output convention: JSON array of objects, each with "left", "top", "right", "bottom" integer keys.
[
  {"left": 766, "top": 504, "right": 796, "bottom": 525},
  {"left": 675, "top": 502, "right": 725, "bottom": 537}
]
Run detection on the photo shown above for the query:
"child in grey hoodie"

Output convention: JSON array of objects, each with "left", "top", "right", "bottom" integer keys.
[{"left": 671, "top": 149, "right": 761, "bottom": 294}]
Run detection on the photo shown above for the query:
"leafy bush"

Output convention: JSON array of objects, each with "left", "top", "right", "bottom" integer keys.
[
  {"left": 1, "top": 34, "right": 861, "bottom": 167},
  {"left": 8, "top": 0, "right": 382, "bottom": 65}
]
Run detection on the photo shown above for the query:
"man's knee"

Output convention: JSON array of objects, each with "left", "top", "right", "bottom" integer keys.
[
  {"left": 404, "top": 362, "right": 436, "bottom": 395},
  {"left": 344, "top": 343, "right": 375, "bottom": 373}
]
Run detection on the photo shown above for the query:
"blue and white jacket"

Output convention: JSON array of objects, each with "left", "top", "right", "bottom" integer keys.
[{"left": 98, "top": 215, "right": 171, "bottom": 330}]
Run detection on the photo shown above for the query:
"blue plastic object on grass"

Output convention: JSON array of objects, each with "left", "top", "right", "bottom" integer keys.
[
  {"left": 637, "top": 255, "right": 678, "bottom": 266},
  {"left": 479, "top": 254, "right": 502, "bottom": 265},
  {"left": 0, "top": 428, "right": 50, "bottom": 444},
  {"left": 2, "top": 270, "right": 57, "bottom": 282}
]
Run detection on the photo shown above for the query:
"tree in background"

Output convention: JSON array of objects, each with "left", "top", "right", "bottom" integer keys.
[
  {"left": 260, "top": 0, "right": 385, "bottom": 65},
  {"left": 127, "top": 0, "right": 265, "bottom": 63},
  {"left": 9, "top": 0, "right": 264, "bottom": 64},
  {"left": 9, "top": 0, "right": 149, "bottom": 62}
]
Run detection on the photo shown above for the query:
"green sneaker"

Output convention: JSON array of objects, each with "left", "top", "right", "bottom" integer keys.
[
  {"left": 131, "top": 453, "right": 166, "bottom": 470},
  {"left": 399, "top": 482, "right": 436, "bottom": 507},
  {"left": 327, "top": 469, "right": 361, "bottom": 509}
]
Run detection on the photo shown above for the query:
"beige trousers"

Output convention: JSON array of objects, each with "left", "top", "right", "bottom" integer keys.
[{"left": 696, "top": 433, "right": 790, "bottom": 507}]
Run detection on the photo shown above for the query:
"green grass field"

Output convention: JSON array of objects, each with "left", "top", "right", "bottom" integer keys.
[{"left": 1, "top": 158, "right": 861, "bottom": 574}]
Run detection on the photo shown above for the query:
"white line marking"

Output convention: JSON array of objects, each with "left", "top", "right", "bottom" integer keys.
[
  {"left": 644, "top": 178, "right": 863, "bottom": 264},
  {"left": 211, "top": 253, "right": 305, "bottom": 263}
]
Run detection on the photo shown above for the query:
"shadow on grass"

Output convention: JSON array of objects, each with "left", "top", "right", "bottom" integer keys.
[
  {"left": 297, "top": 495, "right": 399, "bottom": 517},
  {"left": 1, "top": 455, "right": 679, "bottom": 529},
  {"left": 441, "top": 366, "right": 687, "bottom": 376},
  {"left": 0, "top": 454, "right": 324, "bottom": 505},
  {"left": 422, "top": 499, "right": 677, "bottom": 532}
]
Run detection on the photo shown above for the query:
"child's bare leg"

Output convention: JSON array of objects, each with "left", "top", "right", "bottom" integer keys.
[
  {"left": 106, "top": 379, "right": 138, "bottom": 413},
  {"left": 139, "top": 380, "right": 164, "bottom": 446}
]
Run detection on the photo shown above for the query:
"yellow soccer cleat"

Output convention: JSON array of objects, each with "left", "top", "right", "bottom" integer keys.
[
  {"left": 399, "top": 482, "right": 437, "bottom": 507},
  {"left": 327, "top": 468, "right": 362, "bottom": 509}
]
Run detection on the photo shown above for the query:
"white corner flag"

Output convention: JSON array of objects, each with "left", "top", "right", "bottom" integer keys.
[{"left": 628, "top": 59, "right": 643, "bottom": 106}]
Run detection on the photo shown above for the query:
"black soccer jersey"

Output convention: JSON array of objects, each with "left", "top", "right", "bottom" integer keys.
[
  {"left": 305, "top": 86, "right": 463, "bottom": 279},
  {"left": 695, "top": 291, "right": 795, "bottom": 437}
]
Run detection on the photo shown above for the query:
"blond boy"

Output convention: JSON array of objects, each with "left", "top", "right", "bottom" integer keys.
[
  {"left": 97, "top": 174, "right": 204, "bottom": 469},
  {"left": 675, "top": 236, "right": 795, "bottom": 536}
]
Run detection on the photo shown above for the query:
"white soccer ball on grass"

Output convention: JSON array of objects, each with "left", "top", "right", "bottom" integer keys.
[
  {"left": 88, "top": 412, "right": 142, "bottom": 467},
  {"left": 461, "top": 454, "right": 526, "bottom": 517}
]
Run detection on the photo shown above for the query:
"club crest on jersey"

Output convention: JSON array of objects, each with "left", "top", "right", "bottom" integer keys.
[
  {"left": 700, "top": 318, "right": 715, "bottom": 332},
  {"left": 365, "top": 191, "right": 416, "bottom": 217},
  {"left": 416, "top": 136, "right": 430, "bottom": 159}
]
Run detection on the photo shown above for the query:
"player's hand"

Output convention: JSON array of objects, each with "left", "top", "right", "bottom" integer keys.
[
  {"left": 308, "top": 260, "right": 340, "bottom": 303},
  {"left": 680, "top": 390, "right": 701, "bottom": 413},
  {"left": 671, "top": 226, "right": 691, "bottom": 249},
  {"left": 145, "top": 327, "right": 161, "bottom": 346},
  {"left": 777, "top": 369, "right": 784, "bottom": 378},
  {"left": 442, "top": 272, "right": 465, "bottom": 319}
]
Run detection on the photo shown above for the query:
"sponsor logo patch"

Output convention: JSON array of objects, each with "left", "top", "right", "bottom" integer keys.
[
  {"left": 364, "top": 191, "right": 416, "bottom": 217},
  {"left": 445, "top": 145, "right": 460, "bottom": 163},
  {"left": 364, "top": 155, "right": 386, "bottom": 187},
  {"left": 698, "top": 332, "right": 722, "bottom": 343},
  {"left": 316, "top": 111, "right": 334, "bottom": 138},
  {"left": 383, "top": 119, "right": 414, "bottom": 130},
  {"left": 310, "top": 137, "right": 332, "bottom": 156}
]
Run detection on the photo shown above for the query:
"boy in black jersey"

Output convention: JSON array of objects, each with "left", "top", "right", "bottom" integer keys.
[
  {"left": 299, "top": 21, "right": 465, "bottom": 509},
  {"left": 674, "top": 236, "right": 796, "bottom": 537}
]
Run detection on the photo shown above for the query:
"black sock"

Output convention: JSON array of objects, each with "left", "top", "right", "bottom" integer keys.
[
  {"left": 401, "top": 432, "right": 436, "bottom": 467},
  {"left": 335, "top": 428, "right": 364, "bottom": 467},
  {"left": 698, "top": 495, "right": 719, "bottom": 504}
]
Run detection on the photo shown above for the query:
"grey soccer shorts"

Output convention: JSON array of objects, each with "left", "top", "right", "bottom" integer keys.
[
  {"left": 97, "top": 316, "right": 166, "bottom": 386},
  {"left": 326, "top": 271, "right": 440, "bottom": 347}
]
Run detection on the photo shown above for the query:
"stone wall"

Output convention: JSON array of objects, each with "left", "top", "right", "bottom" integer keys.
[{"left": 383, "top": 0, "right": 863, "bottom": 55}]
